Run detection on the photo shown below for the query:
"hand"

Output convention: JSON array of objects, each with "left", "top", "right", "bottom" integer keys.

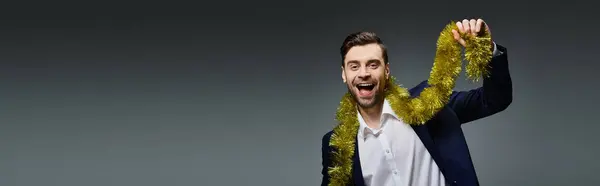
[{"left": 451, "top": 18, "right": 492, "bottom": 48}]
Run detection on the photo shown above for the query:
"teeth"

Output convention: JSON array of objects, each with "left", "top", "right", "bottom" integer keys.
[{"left": 357, "top": 83, "right": 373, "bottom": 86}]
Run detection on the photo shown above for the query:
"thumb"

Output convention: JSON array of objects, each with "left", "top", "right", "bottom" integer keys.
[{"left": 452, "top": 29, "right": 466, "bottom": 46}]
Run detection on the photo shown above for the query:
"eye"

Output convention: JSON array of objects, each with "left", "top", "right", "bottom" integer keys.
[
  {"left": 369, "top": 63, "right": 379, "bottom": 68},
  {"left": 349, "top": 64, "right": 359, "bottom": 70}
]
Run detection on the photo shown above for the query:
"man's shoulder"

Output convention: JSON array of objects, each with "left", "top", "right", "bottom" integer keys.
[
  {"left": 321, "top": 130, "right": 334, "bottom": 146},
  {"left": 408, "top": 80, "right": 430, "bottom": 97}
]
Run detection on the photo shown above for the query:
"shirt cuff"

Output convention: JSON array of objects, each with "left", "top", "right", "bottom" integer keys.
[{"left": 492, "top": 42, "right": 502, "bottom": 57}]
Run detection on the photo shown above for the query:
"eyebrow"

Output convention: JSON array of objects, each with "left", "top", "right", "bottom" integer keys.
[
  {"left": 367, "top": 59, "right": 382, "bottom": 64},
  {"left": 345, "top": 59, "right": 382, "bottom": 66},
  {"left": 346, "top": 60, "right": 359, "bottom": 65}
]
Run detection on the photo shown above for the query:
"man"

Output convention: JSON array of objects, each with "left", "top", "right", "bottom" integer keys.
[{"left": 321, "top": 18, "right": 512, "bottom": 186}]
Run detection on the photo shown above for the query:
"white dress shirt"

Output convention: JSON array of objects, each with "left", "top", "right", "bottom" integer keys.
[
  {"left": 357, "top": 99, "right": 446, "bottom": 186},
  {"left": 356, "top": 43, "right": 501, "bottom": 186}
]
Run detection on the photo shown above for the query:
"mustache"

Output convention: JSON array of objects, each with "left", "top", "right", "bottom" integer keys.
[{"left": 351, "top": 78, "right": 378, "bottom": 85}]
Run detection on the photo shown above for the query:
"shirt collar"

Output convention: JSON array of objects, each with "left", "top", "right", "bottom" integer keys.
[{"left": 357, "top": 99, "right": 400, "bottom": 140}]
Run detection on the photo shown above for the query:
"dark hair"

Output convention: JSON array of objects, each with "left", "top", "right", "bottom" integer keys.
[{"left": 340, "top": 31, "right": 388, "bottom": 66}]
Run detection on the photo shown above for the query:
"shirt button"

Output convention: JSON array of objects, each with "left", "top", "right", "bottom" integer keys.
[
  {"left": 385, "top": 149, "right": 390, "bottom": 153},
  {"left": 393, "top": 170, "right": 398, "bottom": 175}
]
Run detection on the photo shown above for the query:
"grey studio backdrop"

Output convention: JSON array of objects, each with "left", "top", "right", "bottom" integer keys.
[{"left": 1, "top": 1, "right": 598, "bottom": 186}]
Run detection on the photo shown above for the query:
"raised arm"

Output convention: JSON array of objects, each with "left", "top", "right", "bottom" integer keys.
[{"left": 448, "top": 43, "right": 512, "bottom": 124}]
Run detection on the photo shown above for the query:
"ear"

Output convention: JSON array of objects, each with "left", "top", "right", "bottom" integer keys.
[
  {"left": 385, "top": 63, "right": 390, "bottom": 80},
  {"left": 341, "top": 66, "right": 346, "bottom": 83}
]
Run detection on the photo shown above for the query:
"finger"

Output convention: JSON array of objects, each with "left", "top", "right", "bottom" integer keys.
[
  {"left": 456, "top": 22, "right": 464, "bottom": 33},
  {"left": 452, "top": 29, "right": 466, "bottom": 46},
  {"left": 475, "top": 19, "right": 484, "bottom": 33},
  {"left": 452, "top": 29, "right": 460, "bottom": 40},
  {"left": 469, "top": 19, "right": 477, "bottom": 35},
  {"left": 483, "top": 20, "right": 491, "bottom": 35},
  {"left": 462, "top": 19, "right": 470, "bottom": 34}
]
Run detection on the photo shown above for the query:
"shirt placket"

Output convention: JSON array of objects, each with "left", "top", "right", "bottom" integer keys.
[{"left": 377, "top": 116, "right": 402, "bottom": 185}]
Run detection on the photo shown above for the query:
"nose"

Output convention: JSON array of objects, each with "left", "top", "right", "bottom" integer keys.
[{"left": 357, "top": 67, "right": 371, "bottom": 79}]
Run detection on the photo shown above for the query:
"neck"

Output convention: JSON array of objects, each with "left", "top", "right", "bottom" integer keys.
[{"left": 358, "top": 101, "right": 384, "bottom": 129}]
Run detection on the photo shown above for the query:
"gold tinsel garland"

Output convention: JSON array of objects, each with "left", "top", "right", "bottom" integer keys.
[{"left": 327, "top": 21, "right": 493, "bottom": 186}]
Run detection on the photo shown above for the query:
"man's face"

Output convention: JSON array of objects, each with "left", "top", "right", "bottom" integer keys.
[{"left": 342, "top": 43, "right": 390, "bottom": 109}]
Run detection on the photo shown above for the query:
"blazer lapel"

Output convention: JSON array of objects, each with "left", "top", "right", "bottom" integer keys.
[
  {"left": 408, "top": 81, "right": 449, "bottom": 179},
  {"left": 411, "top": 124, "right": 447, "bottom": 174},
  {"left": 352, "top": 136, "right": 366, "bottom": 186}
]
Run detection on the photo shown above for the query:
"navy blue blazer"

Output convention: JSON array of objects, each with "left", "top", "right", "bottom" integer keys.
[{"left": 321, "top": 44, "right": 512, "bottom": 186}]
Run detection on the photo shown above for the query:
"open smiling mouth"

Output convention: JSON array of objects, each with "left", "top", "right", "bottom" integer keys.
[{"left": 356, "top": 83, "right": 375, "bottom": 97}]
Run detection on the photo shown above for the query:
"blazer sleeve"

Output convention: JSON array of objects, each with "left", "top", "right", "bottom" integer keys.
[
  {"left": 448, "top": 43, "right": 513, "bottom": 124},
  {"left": 321, "top": 131, "right": 333, "bottom": 186}
]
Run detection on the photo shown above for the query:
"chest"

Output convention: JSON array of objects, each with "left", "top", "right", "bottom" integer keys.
[
  {"left": 356, "top": 118, "right": 448, "bottom": 185},
  {"left": 357, "top": 119, "right": 430, "bottom": 171}
]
